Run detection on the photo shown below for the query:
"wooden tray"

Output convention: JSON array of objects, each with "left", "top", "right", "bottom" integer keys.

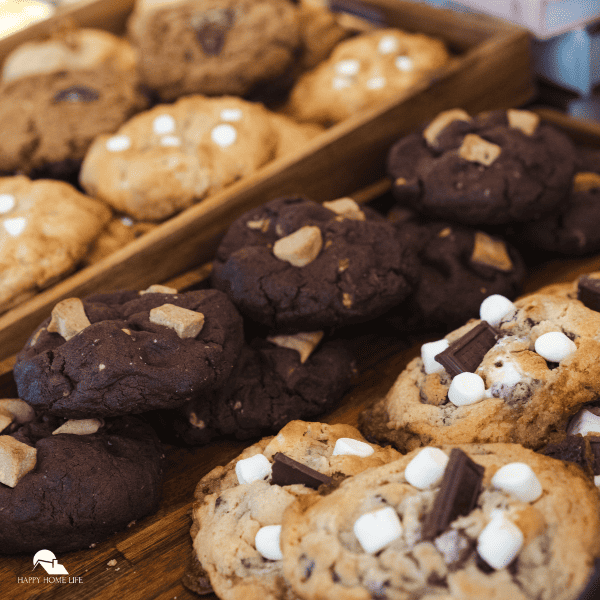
[
  {"left": 3, "top": 108, "right": 600, "bottom": 599},
  {"left": 0, "top": 0, "right": 534, "bottom": 361}
]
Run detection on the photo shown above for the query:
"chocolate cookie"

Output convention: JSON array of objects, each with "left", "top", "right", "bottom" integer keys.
[
  {"left": 387, "top": 108, "right": 576, "bottom": 225},
  {"left": 13, "top": 287, "right": 244, "bottom": 418},
  {"left": 385, "top": 208, "right": 526, "bottom": 330},
  {"left": 165, "top": 333, "right": 356, "bottom": 444},
  {"left": 211, "top": 195, "right": 419, "bottom": 331},
  {"left": 0, "top": 28, "right": 147, "bottom": 179},
  {"left": 280, "top": 444, "right": 600, "bottom": 600},
  {"left": 127, "top": 0, "right": 301, "bottom": 101},
  {"left": 0, "top": 414, "right": 164, "bottom": 554},
  {"left": 187, "top": 420, "right": 401, "bottom": 600}
]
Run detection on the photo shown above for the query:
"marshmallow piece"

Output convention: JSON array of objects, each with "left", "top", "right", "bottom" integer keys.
[
  {"left": 448, "top": 372, "right": 486, "bottom": 406},
  {"left": 568, "top": 409, "right": 600, "bottom": 437},
  {"left": 211, "top": 124, "right": 237, "bottom": 148},
  {"left": 0, "top": 194, "right": 15, "bottom": 214},
  {"left": 366, "top": 76, "right": 386, "bottom": 90},
  {"left": 534, "top": 331, "right": 576, "bottom": 363},
  {"left": 332, "top": 438, "right": 374, "bottom": 457},
  {"left": 507, "top": 109, "right": 539, "bottom": 136},
  {"left": 47, "top": 298, "right": 91, "bottom": 341},
  {"left": 273, "top": 226, "right": 323, "bottom": 267},
  {"left": 0, "top": 399, "right": 35, "bottom": 428},
  {"left": 480, "top": 295, "right": 516, "bottom": 326},
  {"left": 335, "top": 59, "right": 360, "bottom": 76},
  {"left": 353, "top": 506, "right": 402, "bottom": 554},
  {"left": 458, "top": 134, "right": 501, "bottom": 166},
  {"left": 595, "top": 475, "right": 600, "bottom": 488},
  {"left": 149, "top": 304, "right": 204, "bottom": 339},
  {"left": 332, "top": 76, "right": 352, "bottom": 90},
  {"left": 404, "top": 447, "right": 449, "bottom": 489},
  {"left": 106, "top": 135, "right": 131, "bottom": 152},
  {"left": 266, "top": 331, "right": 324, "bottom": 363},
  {"left": 377, "top": 35, "right": 399, "bottom": 54},
  {"left": 3, "top": 217, "right": 26, "bottom": 237},
  {"left": 395, "top": 55, "right": 413, "bottom": 71},
  {"left": 220, "top": 108, "right": 242, "bottom": 121},
  {"left": 0, "top": 435, "right": 37, "bottom": 488},
  {"left": 477, "top": 512, "right": 524, "bottom": 570},
  {"left": 235, "top": 453, "right": 272, "bottom": 485},
  {"left": 52, "top": 418, "right": 104, "bottom": 436},
  {"left": 141, "top": 284, "right": 178, "bottom": 295},
  {"left": 153, "top": 114, "right": 176, "bottom": 134},
  {"left": 160, "top": 135, "right": 181, "bottom": 147},
  {"left": 255, "top": 525, "right": 283, "bottom": 560},
  {"left": 421, "top": 339, "right": 449, "bottom": 374},
  {"left": 423, "top": 109, "right": 471, "bottom": 146},
  {"left": 573, "top": 172, "right": 600, "bottom": 193},
  {"left": 491, "top": 462, "right": 542, "bottom": 503},
  {"left": 322, "top": 198, "right": 365, "bottom": 220}
]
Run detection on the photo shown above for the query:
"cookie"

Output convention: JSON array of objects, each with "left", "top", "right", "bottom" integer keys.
[
  {"left": 284, "top": 28, "right": 450, "bottom": 125},
  {"left": 13, "top": 287, "right": 244, "bottom": 418},
  {"left": 0, "top": 176, "right": 112, "bottom": 314},
  {"left": 280, "top": 443, "right": 600, "bottom": 600},
  {"left": 127, "top": 0, "right": 301, "bottom": 101},
  {"left": 384, "top": 208, "right": 526, "bottom": 331},
  {"left": 187, "top": 420, "right": 401, "bottom": 599},
  {"left": 79, "top": 95, "right": 315, "bottom": 221},
  {"left": 166, "top": 333, "right": 356, "bottom": 444},
  {"left": 387, "top": 108, "right": 576, "bottom": 225},
  {"left": 0, "top": 413, "right": 164, "bottom": 554},
  {"left": 211, "top": 195, "right": 419, "bottom": 331},
  {"left": 0, "top": 28, "right": 148, "bottom": 179},
  {"left": 360, "top": 289, "right": 600, "bottom": 453}
]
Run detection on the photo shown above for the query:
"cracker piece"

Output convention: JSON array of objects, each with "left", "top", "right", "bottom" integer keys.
[
  {"left": 0, "top": 436, "right": 37, "bottom": 488},
  {"left": 149, "top": 304, "right": 205, "bottom": 339},
  {"left": 423, "top": 109, "right": 471, "bottom": 146},
  {"left": 322, "top": 198, "right": 366, "bottom": 221},
  {"left": 471, "top": 231, "right": 513, "bottom": 272},
  {"left": 0, "top": 399, "right": 35, "bottom": 425},
  {"left": 52, "top": 418, "right": 104, "bottom": 436},
  {"left": 266, "top": 331, "right": 324, "bottom": 363},
  {"left": 507, "top": 109, "right": 540, "bottom": 136},
  {"left": 273, "top": 226, "right": 323, "bottom": 267},
  {"left": 47, "top": 298, "right": 91, "bottom": 341},
  {"left": 458, "top": 134, "right": 501, "bottom": 166},
  {"left": 573, "top": 172, "right": 600, "bottom": 193},
  {"left": 140, "top": 284, "right": 177, "bottom": 295}
]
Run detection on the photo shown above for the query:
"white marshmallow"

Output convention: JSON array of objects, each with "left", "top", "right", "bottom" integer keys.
[
  {"left": 377, "top": 35, "right": 399, "bottom": 54},
  {"left": 595, "top": 475, "right": 600, "bottom": 488},
  {"left": 567, "top": 409, "right": 600, "bottom": 437},
  {"left": 395, "top": 55, "right": 413, "bottom": 71},
  {"left": 534, "top": 331, "right": 577, "bottom": 363},
  {"left": 153, "top": 114, "right": 176, "bottom": 135},
  {"left": 448, "top": 372, "right": 486, "bottom": 406},
  {"left": 211, "top": 124, "right": 237, "bottom": 148},
  {"left": 235, "top": 454, "right": 272, "bottom": 485},
  {"left": 366, "top": 77, "right": 386, "bottom": 90},
  {"left": 335, "top": 59, "right": 360, "bottom": 76},
  {"left": 479, "top": 295, "right": 516, "bottom": 326},
  {"left": 255, "top": 525, "right": 283, "bottom": 561},
  {"left": 220, "top": 108, "right": 243, "bottom": 121},
  {"left": 106, "top": 135, "right": 131, "bottom": 152},
  {"left": 353, "top": 506, "right": 402, "bottom": 554},
  {"left": 332, "top": 76, "right": 352, "bottom": 90},
  {"left": 160, "top": 135, "right": 181, "bottom": 147},
  {"left": 0, "top": 194, "right": 15, "bottom": 214},
  {"left": 477, "top": 512, "right": 524, "bottom": 570},
  {"left": 491, "top": 462, "right": 542, "bottom": 502},
  {"left": 421, "top": 339, "right": 449, "bottom": 374},
  {"left": 3, "top": 217, "right": 26, "bottom": 237},
  {"left": 332, "top": 438, "right": 374, "bottom": 458},
  {"left": 404, "top": 447, "right": 449, "bottom": 489}
]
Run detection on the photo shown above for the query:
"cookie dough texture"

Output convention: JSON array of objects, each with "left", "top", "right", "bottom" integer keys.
[
  {"left": 211, "top": 196, "right": 419, "bottom": 331},
  {"left": 127, "top": 0, "right": 301, "bottom": 101},
  {"left": 80, "top": 95, "right": 321, "bottom": 221},
  {"left": 280, "top": 444, "right": 600, "bottom": 600},
  {"left": 189, "top": 420, "right": 401, "bottom": 600},
  {"left": 387, "top": 109, "right": 576, "bottom": 225},
  {"left": 0, "top": 176, "right": 112, "bottom": 314},
  {"left": 0, "top": 28, "right": 147, "bottom": 177},
  {"left": 360, "top": 291, "right": 600, "bottom": 453},
  {"left": 0, "top": 415, "right": 164, "bottom": 554},
  {"left": 13, "top": 288, "right": 244, "bottom": 418},
  {"left": 285, "top": 28, "right": 450, "bottom": 125}
]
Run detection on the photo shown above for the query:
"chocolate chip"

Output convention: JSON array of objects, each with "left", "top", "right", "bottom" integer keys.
[
  {"left": 576, "top": 558, "right": 600, "bottom": 600},
  {"left": 192, "top": 9, "right": 235, "bottom": 55},
  {"left": 421, "top": 448, "right": 484, "bottom": 540},
  {"left": 578, "top": 276, "right": 600, "bottom": 313},
  {"left": 215, "top": 496, "right": 223, "bottom": 508},
  {"left": 270, "top": 452, "right": 332, "bottom": 489},
  {"left": 434, "top": 322, "right": 498, "bottom": 377},
  {"left": 476, "top": 553, "right": 495, "bottom": 574},
  {"left": 53, "top": 86, "right": 100, "bottom": 103},
  {"left": 299, "top": 554, "right": 315, "bottom": 581}
]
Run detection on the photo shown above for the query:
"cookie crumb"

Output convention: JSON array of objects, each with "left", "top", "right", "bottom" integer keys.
[
  {"left": 458, "top": 134, "right": 501, "bottom": 166},
  {"left": 107, "top": 559, "right": 117, "bottom": 567}
]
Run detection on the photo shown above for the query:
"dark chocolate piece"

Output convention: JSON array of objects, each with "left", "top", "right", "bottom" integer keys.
[
  {"left": 422, "top": 448, "right": 484, "bottom": 540},
  {"left": 576, "top": 558, "right": 600, "bottom": 600},
  {"left": 192, "top": 9, "right": 235, "bottom": 55},
  {"left": 578, "top": 276, "right": 600, "bottom": 313},
  {"left": 434, "top": 321, "right": 497, "bottom": 377},
  {"left": 270, "top": 452, "right": 332, "bottom": 489},
  {"left": 329, "top": 0, "right": 387, "bottom": 27},
  {"left": 53, "top": 86, "right": 100, "bottom": 103},
  {"left": 542, "top": 435, "right": 593, "bottom": 475},
  {"left": 589, "top": 437, "right": 600, "bottom": 475}
]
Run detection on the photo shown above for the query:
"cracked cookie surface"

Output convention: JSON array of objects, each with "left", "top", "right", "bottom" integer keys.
[
  {"left": 13, "top": 288, "right": 244, "bottom": 418},
  {"left": 211, "top": 196, "right": 419, "bottom": 331}
]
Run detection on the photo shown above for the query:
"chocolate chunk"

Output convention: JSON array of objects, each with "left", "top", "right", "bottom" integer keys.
[
  {"left": 577, "top": 558, "right": 600, "bottom": 600},
  {"left": 192, "top": 9, "right": 235, "bottom": 55},
  {"left": 434, "top": 322, "right": 497, "bottom": 377},
  {"left": 329, "top": 0, "right": 387, "bottom": 26},
  {"left": 422, "top": 448, "right": 484, "bottom": 540},
  {"left": 589, "top": 437, "right": 600, "bottom": 475},
  {"left": 53, "top": 86, "right": 100, "bottom": 103},
  {"left": 542, "top": 435, "right": 593, "bottom": 475},
  {"left": 578, "top": 276, "right": 600, "bottom": 313},
  {"left": 270, "top": 452, "right": 332, "bottom": 489}
]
